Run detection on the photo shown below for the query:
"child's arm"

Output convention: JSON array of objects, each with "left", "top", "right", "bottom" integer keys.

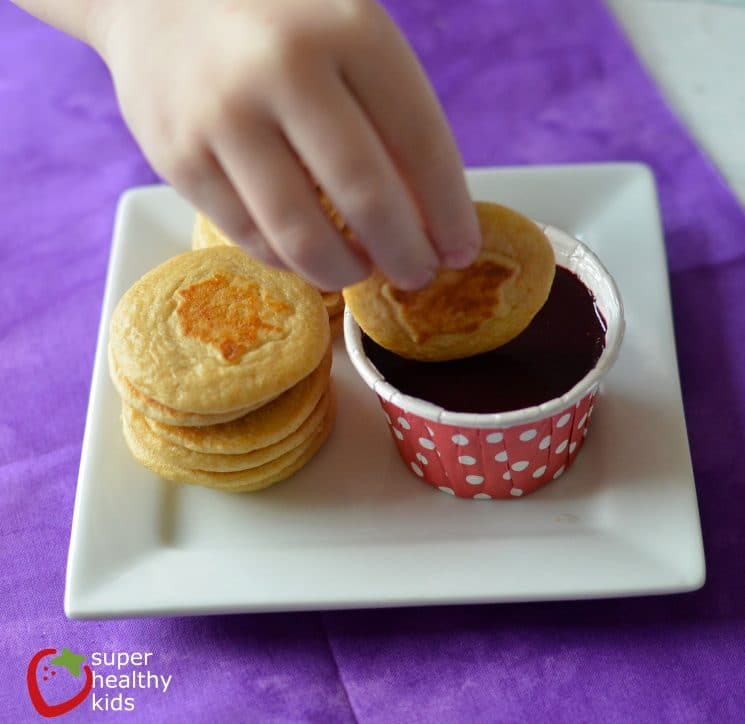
[{"left": 11, "top": 0, "right": 480, "bottom": 290}]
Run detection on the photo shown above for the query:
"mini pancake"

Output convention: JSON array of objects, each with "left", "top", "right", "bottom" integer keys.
[
  {"left": 123, "top": 388, "right": 331, "bottom": 472},
  {"left": 108, "top": 346, "right": 272, "bottom": 426},
  {"left": 122, "top": 390, "right": 337, "bottom": 493},
  {"left": 109, "top": 246, "right": 329, "bottom": 415},
  {"left": 191, "top": 212, "right": 231, "bottom": 250},
  {"left": 342, "top": 202, "right": 556, "bottom": 361},
  {"left": 147, "top": 345, "right": 332, "bottom": 453}
]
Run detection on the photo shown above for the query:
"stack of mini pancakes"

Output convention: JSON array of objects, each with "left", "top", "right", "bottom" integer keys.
[
  {"left": 192, "top": 213, "right": 346, "bottom": 339},
  {"left": 109, "top": 246, "right": 334, "bottom": 492}
]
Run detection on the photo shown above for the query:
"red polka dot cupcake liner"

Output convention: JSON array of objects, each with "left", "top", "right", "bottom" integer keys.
[
  {"left": 377, "top": 390, "right": 597, "bottom": 498},
  {"left": 344, "top": 223, "right": 625, "bottom": 500}
]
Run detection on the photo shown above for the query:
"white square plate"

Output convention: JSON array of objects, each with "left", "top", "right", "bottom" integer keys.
[{"left": 65, "top": 163, "right": 705, "bottom": 619}]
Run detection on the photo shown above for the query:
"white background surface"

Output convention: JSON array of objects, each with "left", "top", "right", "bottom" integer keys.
[{"left": 608, "top": 0, "right": 745, "bottom": 206}]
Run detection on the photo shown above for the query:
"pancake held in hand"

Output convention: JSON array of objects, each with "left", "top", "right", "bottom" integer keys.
[
  {"left": 121, "top": 391, "right": 337, "bottom": 493},
  {"left": 147, "top": 345, "right": 332, "bottom": 453},
  {"left": 109, "top": 247, "right": 329, "bottom": 415},
  {"left": 343, "top": 202, "right": 556, "bottom": 361},
  {"left": 123, "top": 388, "right": 331, "bottom": 472}
]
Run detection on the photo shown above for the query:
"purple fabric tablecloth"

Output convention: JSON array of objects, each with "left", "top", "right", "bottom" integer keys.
[{"left": 2, "top": 1, "right": 744, "bottom": 721}]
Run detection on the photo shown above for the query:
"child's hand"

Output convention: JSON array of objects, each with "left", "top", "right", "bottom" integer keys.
[{"left": 94, "top": 0, "right": 480, "bottom": 290}]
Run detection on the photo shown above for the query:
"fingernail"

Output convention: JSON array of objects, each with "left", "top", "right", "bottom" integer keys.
[
  {"left": 444, "top": 246, "right": 479, "bottom": 270},
  {"left": 237, "top": 239, "right": 285, "bottom": 269},
  {"left": 396, "top": 267, "right": 437, "bottom": 291}
]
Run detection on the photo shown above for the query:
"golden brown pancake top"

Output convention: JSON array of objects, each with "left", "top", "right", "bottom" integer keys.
[
  {"left": 176, "top": 274, "right": 292, "bottom": 364},
  {"left": 381, "top": 255, "right": 518, "bottom": 343}
]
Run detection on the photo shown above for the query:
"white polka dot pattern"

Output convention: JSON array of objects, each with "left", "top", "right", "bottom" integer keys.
[{"left": 377, "top": 389, "right": 598, "bottom": 500}]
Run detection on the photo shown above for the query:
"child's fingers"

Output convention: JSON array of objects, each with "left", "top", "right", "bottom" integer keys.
[
  {"left": 165, "top": 148, "right": 287, "bottom": 268},
  {"left": 341, "top": 8, "right": 480, "bottom": 268},
  {"left": 277, "top": 73, "right": 441, "bottom": 291},
  {"left": 230, "top": 226, "right": 287, "bottom": 270},
  {"left": 213, "top": 118, "right": 371, "bottom": 291}
]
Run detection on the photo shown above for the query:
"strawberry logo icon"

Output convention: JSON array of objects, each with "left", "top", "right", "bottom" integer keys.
[{"left": 27, "top": 648, "right": 93, "bottom": 718}]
